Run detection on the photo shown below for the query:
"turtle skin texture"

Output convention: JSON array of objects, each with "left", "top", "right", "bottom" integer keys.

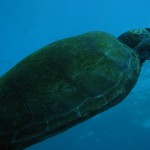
[
  {"left": 118, "top": 28, "right": 150, "bottom": 49},
  {"left": 0, "top": 31, "right": 140, "bottom": 150},
  {"left": 118, "top": 28, "right": 150, "bottom": 64}
]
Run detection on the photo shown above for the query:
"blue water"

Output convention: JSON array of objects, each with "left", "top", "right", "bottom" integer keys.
[{"left": 1, "top": 0, "right": 150, "bottom": 150}]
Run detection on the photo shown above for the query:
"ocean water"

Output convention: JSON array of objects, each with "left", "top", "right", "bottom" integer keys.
[{"left": 0, "top": 0, "right": 150, "bottom": 150}]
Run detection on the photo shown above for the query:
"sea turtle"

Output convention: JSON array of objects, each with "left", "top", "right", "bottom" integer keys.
[{"left": 0, "top": 28, "right": 150, "bottom": 150}]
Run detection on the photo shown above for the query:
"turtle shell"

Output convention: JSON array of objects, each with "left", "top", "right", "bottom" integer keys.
[{"left": 0, "top": 31, "right": 140, "bottom": 149}]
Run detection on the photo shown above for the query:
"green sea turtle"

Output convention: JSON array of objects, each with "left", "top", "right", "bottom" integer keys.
[{"left": 0, "top": 28, "right": 150, "bottom": 150}]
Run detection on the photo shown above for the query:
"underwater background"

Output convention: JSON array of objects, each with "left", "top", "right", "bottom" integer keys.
[{"left": 0, "top": 0, "right": 150, "bottom": 149}]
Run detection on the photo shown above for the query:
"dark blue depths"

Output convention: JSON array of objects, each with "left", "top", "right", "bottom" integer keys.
[{"left": 0, "top": 0, "right": 150, "bottom": 150}]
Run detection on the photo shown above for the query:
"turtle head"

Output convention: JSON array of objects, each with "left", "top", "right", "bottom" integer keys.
[{"left": 118, "top": 28, "right": 150, "bottom": 64}]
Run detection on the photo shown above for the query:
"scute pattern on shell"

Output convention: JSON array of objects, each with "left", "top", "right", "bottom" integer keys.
[{"left": 0, "top": 31, "right": 141, "bottom": 150}]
